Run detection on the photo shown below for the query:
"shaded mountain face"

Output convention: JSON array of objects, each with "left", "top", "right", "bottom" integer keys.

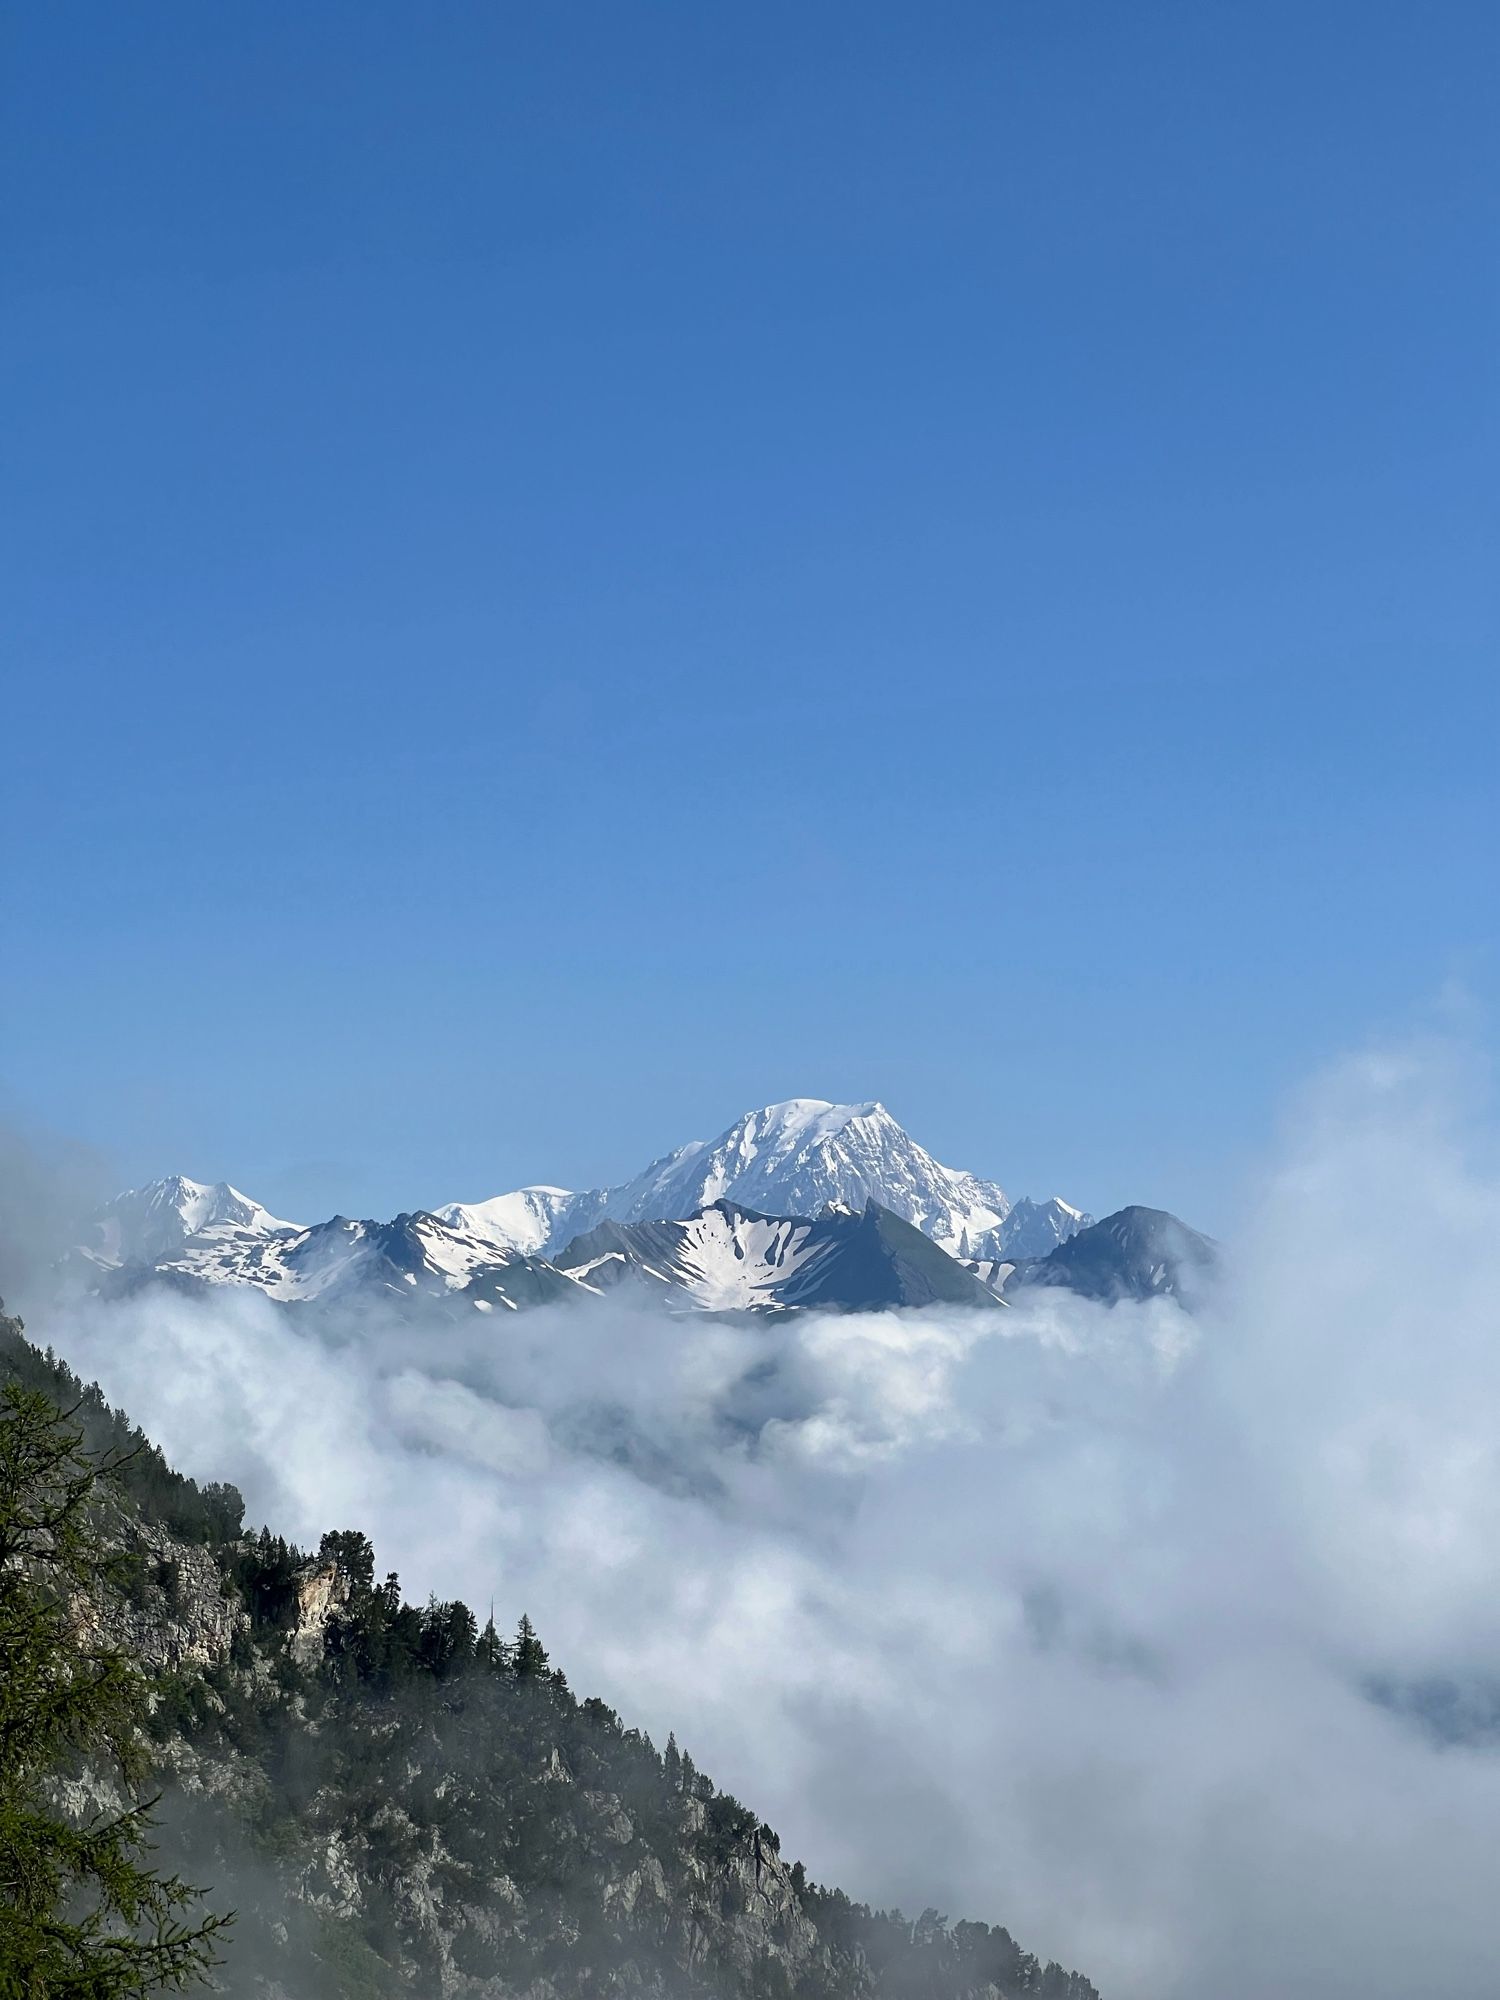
[
  {"left": 438, "top": 1099, "right": 1094, "bottom": 1262},
  {"left": 1006, "top": 1206, "right": 1220, "bottom": 1306},
  {"left": 552, "top": 1200, "right": 1007, "bottom": 1314}
]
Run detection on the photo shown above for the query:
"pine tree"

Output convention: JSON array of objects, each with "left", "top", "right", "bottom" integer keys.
[
  {"left": 476, "top": 1613, "right": 510, "bottom": 1673},
  {"left": 0, "top": 1384, "right": 229, "bottom": 1996},
  {"left": 444, "top": 1600, "right": 478, "bottom": 1673},
  {"left": 513, "top": 1612, "right": 549, "bottom": 1679}
]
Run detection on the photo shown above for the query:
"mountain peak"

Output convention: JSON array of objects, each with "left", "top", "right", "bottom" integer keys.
[
  {"left": 436, "top": 1099, "right": 1091, "bottom": 1263},
  {"left": 703, "top": 1098, "right": 892, "bottom": 1175},
  {"left": 433, "top": 1186, "right": 579, "bottom": 1260},
  {"left": 87, "top": 1175, "right": 299, "bottom": 1269},
  {"left": 755, "top": 1097, "right": 886, "bottom": 1128},
  {"left": 1007, "top": 1205, "right": 1218, "bottom": 1304},
  {"left": 550, "top": 1196, "right": 1007, "bottom": 1314},
  {"left": 507, "top": 1096, "right": 1080, "bottom": 1260},
  {"left": 92, "top": 1102, "right": 1094, "bottom": 1297}
]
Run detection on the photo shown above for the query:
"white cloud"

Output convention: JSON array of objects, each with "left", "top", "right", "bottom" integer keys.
[{"left": 29, "top": 1037, "right": 1500, "bottom": 1999}]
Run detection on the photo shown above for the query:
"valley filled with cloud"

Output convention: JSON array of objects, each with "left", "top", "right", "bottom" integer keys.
[{"left": 23, "top": 1039, "right": 1500, "bottom": 2000}]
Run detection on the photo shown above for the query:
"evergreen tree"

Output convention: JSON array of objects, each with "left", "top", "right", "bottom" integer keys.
[
  {"left": 513, "top": 1612, "right": 549, "bottom": 1679},
  {"left": 317, "top": 1528, "right": 375, "bottom": 1591},
  {"left": 444, "top": 1600, "right": 479, "bottom": 1673},
  {"left": 476, "top": 1613, "right": 510, "bottom": 1673},
  {"left": 0, "top": 1384, "right": 229, "bottom": 1995}
]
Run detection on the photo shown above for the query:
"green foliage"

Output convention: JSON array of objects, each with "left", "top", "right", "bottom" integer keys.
[
  {"left": 0, "top": 1321, "right": 243, "bottom": 1549},
  {"left": 0, "top": 1382, "right": 230, "bottom": 1997},
  {"left": 513, "top": 1610, "right": 549, "bottom": 1679},
  {"left": 0, "top": 1307, "right": 1099, "bottom": 2000}
]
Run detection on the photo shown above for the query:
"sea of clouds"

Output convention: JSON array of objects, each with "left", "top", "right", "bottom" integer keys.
[{"left": 19, "top": 1038, "right": 1500, "bottom": 2000}]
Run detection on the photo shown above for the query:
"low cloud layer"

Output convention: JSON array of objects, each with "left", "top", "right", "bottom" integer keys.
[{"left": 23, "top": 1040, "right": 1500, "bottom": 1999}]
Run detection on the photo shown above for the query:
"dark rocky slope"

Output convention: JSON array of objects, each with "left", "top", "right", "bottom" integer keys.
[
  {"left": 0, "top": 1307, "right": 1099, "bottom": 2000},
  {"left": 1006, "top": 1207, "right": 1218, "bottom": 1307}
]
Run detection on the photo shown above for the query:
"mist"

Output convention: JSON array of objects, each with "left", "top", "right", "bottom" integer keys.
[
  {"left": 0, "top": 1115, "right": 113, "bottom": 1305},
  {"left": 19, "top": 1039, "right": 1500, "bottom": 2000}
]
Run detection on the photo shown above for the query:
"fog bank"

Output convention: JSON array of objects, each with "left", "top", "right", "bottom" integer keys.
[{"left": 26, "top": 1041, "right": 1500, "bottom": 1999}]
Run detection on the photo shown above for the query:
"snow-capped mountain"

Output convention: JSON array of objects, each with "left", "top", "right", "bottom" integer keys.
[
  {"left": 73, "top": 1173, "right": 1201, "bottom": 1317},
  {"left": 432, "top": 1187, "right": 576, "bottom": 1260},
  {"left": 552, "top": 1199, "right": 1007, "bottom": 1315},
  {"left": 70, "top": 1103, "right": 1118, "bottom": 1318},
  {"left": 84, "top": 1175, "right": 299, "bottom": 1270},
  {"left": 87, "top": 1204, "right": 594, "bottom": 1315},
  {"left": 575, "top": 1099, "right": 1013, "bottom": 1252},
  {"left": 78, "top": 1181, "right": 1003, "bottom": 1319},
  {"left": 441, "top": 1099, "right": 1091, "bottom": 1262},
  {"left": 994, "top": 1195, "right": 1091, "bottom": 1260}
]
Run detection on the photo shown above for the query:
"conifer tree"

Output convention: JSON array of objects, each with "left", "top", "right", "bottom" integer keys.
[
  {"left": 444, "top": 1600, "right": 478, "bottom": 1672},
  {"left": 477, "top": 1613, "right": 510, "bottom": 1673},
  {"left": 0, "top": 1384, "right": 229, "bottom": 1995},
  {"left": 513, "top": 1612, "right": 549, "bottom": 1679}
]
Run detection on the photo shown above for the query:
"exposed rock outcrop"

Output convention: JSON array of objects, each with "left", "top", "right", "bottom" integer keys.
[{"left": 3, "top": 1303, "right": 1102, "bottom": 2000}]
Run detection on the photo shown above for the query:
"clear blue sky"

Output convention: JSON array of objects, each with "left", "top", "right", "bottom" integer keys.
[{"left": 4, "top": 2, "right": 1496, "bottom": 1230}]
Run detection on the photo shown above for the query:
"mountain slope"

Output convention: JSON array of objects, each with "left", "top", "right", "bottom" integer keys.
[
  {"left": 445, "top": 1099, "right": 1092, "bottom": 1262},
  {"left": 85, "top": 1174, "right": 299, "bottom": 1268},
  {"left": 433, "top": 1186, "right": 577, "bottom": 1259},
  {"left": 0, "top": 1304, "right": 1100, "bottom": 2000},
  {"left": 75, "top": 1102, "right": 1110, "bottom": 1318},
  {"left": 70, "top": 1185, "right": 1011, "bottom": 1321},
  {"left": 991, "top": 1194, "right": 1091, "bottom": 1260},
  {"left": 89, "top": 1207, "right": 593, "bottom": 1314},
  {"left": 1006, "top": 1206, "right": 1219, "bottom": 1305},
  {"left": 575, "top": 1100, "right": 1011, "bottom": 1251},
  {"left": 553, "top": 1200, "right": 1008, "bottom": 1314}
]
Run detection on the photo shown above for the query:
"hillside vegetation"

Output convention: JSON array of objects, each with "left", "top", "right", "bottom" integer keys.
[{"left": 0, "top": 1306, "right": 1099, "bottom": 2000}]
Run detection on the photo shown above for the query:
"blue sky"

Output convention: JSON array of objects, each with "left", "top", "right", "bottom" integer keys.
[{"left": 4, "top": 1, "right": 1496, "bottom": 1230}]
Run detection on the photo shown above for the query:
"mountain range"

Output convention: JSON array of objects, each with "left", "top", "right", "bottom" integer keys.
[{"left": 73, "top": 1098, "right": 1214, "bottom": 1316}]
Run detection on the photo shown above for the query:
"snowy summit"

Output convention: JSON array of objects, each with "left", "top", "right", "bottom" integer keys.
[
  {"left": 441, "top": 1097, "right": 1091, "bottom": 1263},
  {"left": 79, "top": 1099, "right": 1094, "bottom": 1311}
]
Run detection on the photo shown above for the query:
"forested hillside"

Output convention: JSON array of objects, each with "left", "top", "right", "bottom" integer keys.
[{"left": 0, "top": 1305, "right": 1099, "bottom": 2000}]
